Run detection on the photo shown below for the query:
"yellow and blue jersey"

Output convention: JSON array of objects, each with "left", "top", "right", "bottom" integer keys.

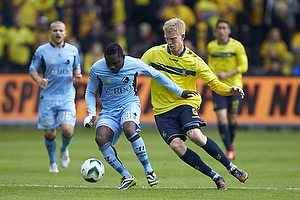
[
  {"left": 141, "top": 44, "right": 218, "bottom": 115},
  {"left": 207, "top": 37, "right": 248, "bottom": 88}
]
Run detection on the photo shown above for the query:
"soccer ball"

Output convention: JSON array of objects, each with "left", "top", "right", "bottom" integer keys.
[{"left": 80, "top": 158, "right": 105, "bottom": 182}]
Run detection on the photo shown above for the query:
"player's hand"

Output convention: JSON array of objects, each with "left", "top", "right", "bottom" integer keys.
[
  {"left": 39, "top": 78, "right": 49, "bottom": 89},
  {"left": 181, "top": 90, "right": 199, "bottom": 99},
  {"left": 74, "top": 73, "right": 82, "bottom": 83},
  {"left": 84, "top": 115, "right": 97, "bottom": 128},
  {"left": 217, "top": 70, "right": 228, "bottom": 80},
  {"left": 230, "top": 86, "right": 245, "bottom": 99}
]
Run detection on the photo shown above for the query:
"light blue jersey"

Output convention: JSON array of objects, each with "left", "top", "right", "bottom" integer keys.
[
  {"left": 85, "top": 56, "right": 184, "bottom": 116},
  {"left": 29, "top": 42, "right": 81, "bottom": 100}
]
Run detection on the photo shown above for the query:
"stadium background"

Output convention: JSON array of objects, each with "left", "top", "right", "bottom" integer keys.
[
  {"left": 0, "top": 74, "right": 299, "bottom": 129},
  {"left": 0, "top": 0, "right": 299, "bottom": 129}
]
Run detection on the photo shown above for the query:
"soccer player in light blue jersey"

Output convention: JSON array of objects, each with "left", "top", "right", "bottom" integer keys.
[
  {"left": 84, "top": 43, "right": 197, "bottom": 190},
  {"left": 29, "top": 21, "right": 82, "bottom": 173}
]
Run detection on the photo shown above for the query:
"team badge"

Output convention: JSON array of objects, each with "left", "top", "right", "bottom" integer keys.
[
  {"left": 181, "top": 69, "right": 187, "bottom": 77},
  {"left": 122, "top": 77, "right": 129, "bottom": 84}
]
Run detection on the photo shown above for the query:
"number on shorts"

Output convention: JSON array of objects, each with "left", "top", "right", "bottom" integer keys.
[{"left": 63, "top": 111, "right": 72, "bottom": 121}]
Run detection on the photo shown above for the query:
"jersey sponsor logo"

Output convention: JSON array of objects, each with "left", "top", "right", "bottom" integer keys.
[
  {"left": 48, "top": 68, "right": 72, "bottom": 76},
  {"left": 211, "top": 52, "right": 236, "bottom": 57},
  {"left": 104, "top": 85, "right": 131, "bottom": 95}
]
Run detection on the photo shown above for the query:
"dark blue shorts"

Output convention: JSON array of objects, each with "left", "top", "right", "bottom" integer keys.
[
  {"left": 154, "top": 105, "right": 207, "bottom": 145},
  {"left": 211, "top": 91, "right": 241, "bottom": 114}
]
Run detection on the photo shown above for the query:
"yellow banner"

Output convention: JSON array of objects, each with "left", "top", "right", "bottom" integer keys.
[{"left": 0, "top": 74, "right": 299, "bottom": 125}]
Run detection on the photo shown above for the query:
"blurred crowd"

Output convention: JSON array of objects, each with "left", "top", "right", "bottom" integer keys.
[{"left": 0, "top": 0, "right": 300, "bottom": 76}]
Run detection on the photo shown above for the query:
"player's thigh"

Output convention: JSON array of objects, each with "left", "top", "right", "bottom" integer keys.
[
  {"left": 180, "top": 105, "right": 207, "bottom": 131},
  {"left": 228, "top": 95, "right": 241, "bottom": 114},
  {"left": 37, "top": 100, "right": 57, "bottom": 129},
  {"left": 227, "top": 96, "right": 240, "bottom": 125},
  {"left": 95, "top": 125, "right": 115, "bottom": 146},
  {"left": 96, "top": 109, "right": 122, "bottom": 146},
  {"left": 154, "top": 106, "right": 191, "bottom": 145},
  {"left": 215, "top": 109, "right": 228, "bottom": 124},
  {"left": 120, "top": 101, "right": 141, "bottom": 133}
]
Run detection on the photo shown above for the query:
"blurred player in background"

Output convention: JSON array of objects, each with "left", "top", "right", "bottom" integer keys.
[
  {"left": 207, "top": 18, "right": 248, "bottom": 160},
  {"left": 29, "top": 21, "right": 82, "bottom": 173},
  {"left": 141, "top": 18, "right": 248, "bottom": 190},
  {"left": 84, "top": 43, "right": 197, "bottom": 190}
]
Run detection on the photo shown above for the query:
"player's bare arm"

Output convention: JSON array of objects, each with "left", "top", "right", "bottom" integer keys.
[
  {"left": 74, "top": 68, "right": 82, "bottom": 83},
  {"left": 29, "top": 70, "right": 48, "bottom": 89},
  {"left": 217, "top": 68, "right": 239, "bottom": 80}
]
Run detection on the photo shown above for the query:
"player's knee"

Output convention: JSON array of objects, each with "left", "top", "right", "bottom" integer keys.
[
  {"left": 169, "top": 138, "right": 186, "bottom": 156},
  {"left": 62, "top": 131, "right": 73, "bottom": 138},
  {"left": 61, "top": 125, "right": 74, "bottom": 138},
  {"left": 45, "top": 129, "right": 56, "bottom": 139},
  {"left": 123, "top": 129, "right": 135, "bottom": 139},
  {"left": 95, "top": 134, "right": 109, "bottom": 147}
]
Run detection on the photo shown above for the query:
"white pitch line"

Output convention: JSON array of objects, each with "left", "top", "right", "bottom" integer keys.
[{"left": 0, "top": 184, "right": 299, "bottom": 190}]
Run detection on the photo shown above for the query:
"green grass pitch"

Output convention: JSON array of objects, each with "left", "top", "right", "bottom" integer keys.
[{"left": 0, "top": 126, "right": 299, "bottom": 199}]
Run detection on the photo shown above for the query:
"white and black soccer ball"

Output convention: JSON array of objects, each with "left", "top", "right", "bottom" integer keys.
[{"left": 80, "top": 158, "right": 105, "bottom": 182}]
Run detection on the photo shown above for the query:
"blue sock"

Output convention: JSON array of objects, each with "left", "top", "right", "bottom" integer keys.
[
  {"left": 99, "top": 143, "right": 132, "bottom": 178},
  {"left": 60, "top": 134, "right": 73, "bottom": 153},
  {"left": 226, "top": 162, "right": 234, "bottom": 171},
  {"left": 180, "top": 148, "right": 212, "bottom": 177},
  {"left": 202, "top": 137, "right": 230, "bottom": 167},
  {"left": 128, "top": 133, "right": 153, "bottom": 175},
  {"left": 44, "top": 136, "right": 57, "bottom": 164},
  {"left": 218, "top": 124, "right": 232, "bottom": 151},
  {"left": 229, "top": 123, "right": 237, "bottom": 143}
]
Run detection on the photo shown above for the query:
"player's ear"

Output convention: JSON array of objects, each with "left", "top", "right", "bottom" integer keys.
[{"left": 181, "top": 34, "right": 185, "bottom": 41}]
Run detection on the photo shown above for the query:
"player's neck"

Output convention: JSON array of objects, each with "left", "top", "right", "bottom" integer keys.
[
  {"left": 218, "top": 37, "right": 230, "bottom": 45},
  {"left": 51, "top": 41, "right": 65, "bottom": 49},
  {"left": 172, "top": 45, "right": 185, "bottom": 56}
]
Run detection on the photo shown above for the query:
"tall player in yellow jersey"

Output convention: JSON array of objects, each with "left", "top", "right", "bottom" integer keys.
[
  {"left": 141, "top": 18, "right": 248, "bottom": 190},
  {"left": 207, "top": 18, "right": 248, "bottom": 161}
]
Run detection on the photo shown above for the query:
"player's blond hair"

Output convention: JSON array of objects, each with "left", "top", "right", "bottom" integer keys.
[{"left": 162, "top": 18, "right": 185, "bottom": 36}]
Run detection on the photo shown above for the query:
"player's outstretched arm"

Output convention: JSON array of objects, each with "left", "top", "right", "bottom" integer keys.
[
  {"left": 181, "top": 90, "right": 199, "bottom": 99},
  {"left": 230, "top": 86, "right": 245, "bottom": 99}
]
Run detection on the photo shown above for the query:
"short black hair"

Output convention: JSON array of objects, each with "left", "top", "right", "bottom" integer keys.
[
  {"left": 216, "top": 18, "right": 231, "bottom": 29},
  {"left": 104, "top": 43, "right": 124, "bottom": 57}
]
